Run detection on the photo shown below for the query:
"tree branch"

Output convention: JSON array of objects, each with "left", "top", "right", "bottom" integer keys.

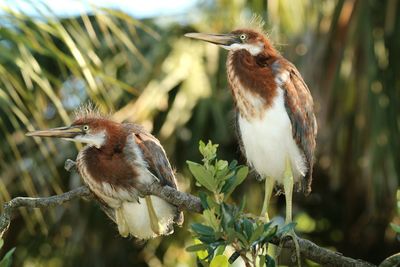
[
  {"left": 271, "top": 236, "right": 376, "bottom": 267},
  {"left": 0, "top": 159, "right": 379, "bottom": 267},
  {"left": 0, "top": 186, "right": 91, "bottom": 238},
  {"left": 137, "top": 182, "right": 203, "bottom": 213}
]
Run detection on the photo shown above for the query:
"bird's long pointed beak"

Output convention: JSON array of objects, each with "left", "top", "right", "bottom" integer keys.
[
  {"left": 184, "top": 32, "right": 237, "bottom": 45},
  {"left": 26, "top": 126, "right": 83, "bottom": 138}
]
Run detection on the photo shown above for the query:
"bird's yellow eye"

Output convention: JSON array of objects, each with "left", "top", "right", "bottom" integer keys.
[
  {"left": 239, "top": 34, "right": 247, "bottom": 41},
  {"left": 83, "top": 125, "right": 89, "bottom": 131}
]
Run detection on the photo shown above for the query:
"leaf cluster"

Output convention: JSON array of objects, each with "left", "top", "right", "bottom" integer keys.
[
  {"left": 186, "top": 141, "right": 294, "bottom": 267},
  {"left": 187, "top": 140, "right": 248, "bottom": 202}
]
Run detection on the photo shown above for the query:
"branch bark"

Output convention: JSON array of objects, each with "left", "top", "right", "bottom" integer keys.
[
  {"left": 271, "top": 236, "right": 376, "bottom": 267},
  {"left": 0, "top": 186, "right": 91, "bottom": 238},
  {"left": 0, "top": 159, "right": 378, "bottom": 267},
  {"left": 137, "top": 182, "right": 202, "bottom": 213}
]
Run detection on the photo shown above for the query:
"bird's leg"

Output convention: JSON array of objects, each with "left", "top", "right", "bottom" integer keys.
[
  {"left": 260, "top": 177, "right": 275, "bottom": 222},
  {"left": 283, "top": 159, "right": 293, "bottom": 224},
  {"left": 145, "top": 196, "right": 161, "bottom": 235},
  {"left": 260, "top": 177, "right": 276, "bottom": 259},
  {"left": 281, "top": 158, "right": 301, "bottom": 267}
]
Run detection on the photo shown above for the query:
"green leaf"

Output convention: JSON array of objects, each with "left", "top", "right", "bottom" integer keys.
[
  {"left": 203, "top": 209, "right": 220, "bottom": 231},
  {"left": 192, "top": 223, "right": 215, "bottom": 237},
  {"left": 193, "top": 239, "right": 208, "bottom": 260},
  {"left": 215, "top": 168, "right": 232, "bottom": 191},
  {"left": 263, "top": 221, "right": 273, "bottom": 231},
  {"left": 199, "top": 140, "right": 218, "bottom": 161},
  {"left": 225, "top": 228, "right": 236, "bottom": 243},
  {"left": 206, "top": 196, "right": 219, "bottom": 211},
  {"left": 277, "top": 222, "right": 296, "bottom": 236},
  {"left": 261, "top": 225, "right": 278, "bottom": 242},
  {"left": 259, "top": 254, "right": 266, "bottom": 267},
  {"left": 0, "top": 239, "right": 3, "bottom": 250},
  {"left": 222, "top": 166, "right": 249, "bottom": 199},
  {"left": 221, "top": 204, "right": 234, "bottom": 230},
  {"left": 237, "top": 232, "right": 249, "bottom": 247},
  {"left": 199, "top": 140, "right": 206, "bottom": 154},
  {"left": 250, "top": 223, "right": 265, "bottom": 244},
  {"left": 214, "top": 245, "right": 226, "bottom": 256},
  {"left": 217, "top": 172, "right": 235, "bottom": 192},
  {"left": 199, "top": 235, "right": 217, "bottom": 244},
  {"left": 236, "top": 166, "right": 249, "bottom": 185},
  {"left": 0, "top": 247, "right": 16, "bottom": 267},
  {"left": 243, "top": 218, "right": 254, "bottom": 239},
  {"left": 186, "top": 243, "right": 209, "bottom": 252},
  {"left": 229, "top": 160, "right": 238, "bottom": 169},
  {"left": 199, "top": 191, "right": 209, "bottom": 209},
  {"left": 390, "top": 223, "right": 400, "bottom": 233},
  {"left": 219, "top": 171, "right": 234, "bottom": 182},
  {"left": 239, "top": 196, "right": 247, "bottom": 213},
  {"left": 228, "top": 230, "right": 249, "bottom": 247},
  {"left": 187, "top": 161, "right": 217, "bottom": 192},
  {"left": 216, "top": 160, "right": 228, "bottom": 171},
  {"left": 210, "top": 255, "right": 229, "bottom": 267},
  {"left": 265, "top": 254, "right": 276, "bottom": 267}
]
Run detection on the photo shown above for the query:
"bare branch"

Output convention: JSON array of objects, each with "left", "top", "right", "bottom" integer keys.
[
  {"left": 378, "top": 253, "right": 400, "bottom": 267},
  {"left": 0, "top": 186, "right": 91, "bottom": 238},
  {"left": 0, "top": 159, "right": 379, "bottom": 267},
  {"left": 137, "top": 182, "right": 202, "bottom": 213},
  {"left": 272, "top": 236, "right": 376, "bottom": 267}
]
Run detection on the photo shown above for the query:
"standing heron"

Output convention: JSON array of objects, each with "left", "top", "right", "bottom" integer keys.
[
  {"left": 185, "top": 26, "right": 317, "bottom": 226},
  {"left": 27, "top": 106, "right": 183, "bottom": 239}
]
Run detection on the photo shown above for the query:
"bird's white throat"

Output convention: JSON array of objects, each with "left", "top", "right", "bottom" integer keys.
[
  {"left": 64, "top": 131, "right": 106, "bottom": 148},
  {"left": 221, "top": 42, "right": 264, "bottom": 56}
]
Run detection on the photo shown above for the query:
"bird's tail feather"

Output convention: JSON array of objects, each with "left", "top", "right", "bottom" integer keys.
[
  {"left": 118, "top": 196, "right": 177, "bottom": 239},
  {"left": 116, "top": 208, "right": 129, "bottom": 237},
  {"left": 145, "top": 195, "right": 161, "bottom": 235}
]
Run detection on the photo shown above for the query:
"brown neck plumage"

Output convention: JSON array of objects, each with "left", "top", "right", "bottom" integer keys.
[
  {"left": 80, "top": 124, "right": 138, "bottom": 187},
  {"left": 227, "top": 49, "right": 279, "bottom": 119}
]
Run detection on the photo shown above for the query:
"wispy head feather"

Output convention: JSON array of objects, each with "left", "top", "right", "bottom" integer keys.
[
  {"left": 73, "top": 102, "right": 107, "bottom": 122},
  {"left": 236, "top": 13, "right": 268, "bottom": 36}
]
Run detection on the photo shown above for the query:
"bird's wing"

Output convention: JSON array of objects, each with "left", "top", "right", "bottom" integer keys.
[
  {"left": 281, "top": 62, "right": 317, "bottom": 194},
  {"left": 126, "top": 124, "right": 184, "bottom": 225},
  {"left": 124, "top": 124, "right": 178, "bottom": 189}
]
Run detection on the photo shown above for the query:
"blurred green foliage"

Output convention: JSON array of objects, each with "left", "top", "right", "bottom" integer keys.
[
  {"left": 0, "top": 0, "right": 399, "bottom": 266},
  {"left": 0, "top": 238, "right": 15, "bottom": 267}
]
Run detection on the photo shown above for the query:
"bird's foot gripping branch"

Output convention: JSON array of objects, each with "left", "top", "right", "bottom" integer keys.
[{"left": 186, "top": 141, "right": 295, "bottom": 267}]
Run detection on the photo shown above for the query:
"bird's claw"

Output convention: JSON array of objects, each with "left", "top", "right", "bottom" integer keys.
[
  {"left": 64, "top": 159, "right": 77, "bottom": 172},
  {"left": 277, "top": 229, "right": 301, "bottom": 267}
]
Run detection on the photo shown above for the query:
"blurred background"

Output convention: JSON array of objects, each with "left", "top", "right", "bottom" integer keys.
[{"left": 0, "top": 0, "right": 399, "bottom": 266}]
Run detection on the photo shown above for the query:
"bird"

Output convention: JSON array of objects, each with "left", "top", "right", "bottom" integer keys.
[
  {"left": 26, "top": 105, "right": 183, "bottom": 240},
  {"left": 185, "top": 24, "right": 317, "bottom": 226}
]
